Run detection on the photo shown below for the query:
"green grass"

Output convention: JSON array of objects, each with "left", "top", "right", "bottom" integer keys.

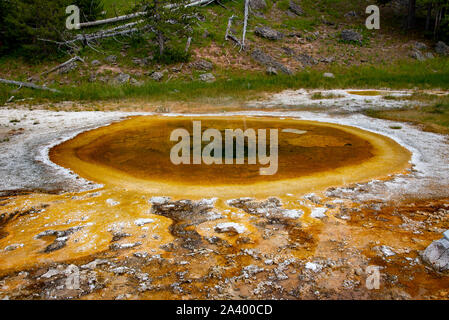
[
  {"left": 1, "top": 58, "right": 448, "bottom": 106},
  {"left": 365, "top": 98, "right": 449, "bottom": 134}
]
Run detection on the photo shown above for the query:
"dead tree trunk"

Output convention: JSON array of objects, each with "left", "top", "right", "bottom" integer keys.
[
  {"left": 41, "top": 56, "right": 84, "bottom": 77},
  {"left": 241, "top": 0, "right": 249, "bottom": 50},
  {"left": 426, "top": 4, "right": 432, "bottom": 31}
]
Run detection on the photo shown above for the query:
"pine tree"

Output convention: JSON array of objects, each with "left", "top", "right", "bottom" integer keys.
[
  {"left": 74, "top": 0, "right": 104, "bottom": 22},
  {"left": 1, "top": 0, "right": 72, "bottom": 58},
  {"left": 139, "top": 0, "right": 197, "bottom": 56}
]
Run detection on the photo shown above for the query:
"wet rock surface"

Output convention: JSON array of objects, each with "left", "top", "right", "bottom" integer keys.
[
  {"left": 1, "top": 195, "right": 449, "bottom": 300},
  {"left": 422, "top": 236, "right": 449, "bottom": 272}
]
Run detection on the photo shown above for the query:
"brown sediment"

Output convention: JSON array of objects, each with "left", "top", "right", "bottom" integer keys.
[
  {"left": 347, "top": 91, "right": 384, "bottom": 96},
  {"left": 49, "top": 116, "right": 411, "bottom": 199}
]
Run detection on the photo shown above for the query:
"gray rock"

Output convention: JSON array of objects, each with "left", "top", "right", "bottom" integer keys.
[
  {"left": 191, "top": 59, "right": 213, "bottom": 71},
  {"left": 58, "top": 62, "right": 77, "bottom": 74},
  {"left": 91, "top": 59, "right": 101, "bottom": 66},
  {"left": 422, "top": 238, "right": 449, "bottom": 272},
  {"left": 113, "top": 73, "right": 131, "bottom": 84},
  {"left": 410, "top": 50, "right": 426, "bottom": 61},
  {"left": 251, "top": 49, "right": 293, "bottom": 75},
  {"left": 227, "top": 197, "right": 302, "bottom": 220},
  {"left": 321, "top": 56, "right": 335, "bottom": 63},
  {"left": 214, "top": 222, "right": 246, "bottom": 234},
  {"left": 199, "top": 73, "right": 216, "bottom": 82},
  {"left": 344, "top": 11, "right": 358, "bottom": 18},
  {"left": 130, "top": 78, "right": 143, "bottom": 86},
  {"left": 289, "top": 0, "right": 304, "bottom": 16},
  {"left": 111, "top": 232, "right": 131, "bottom": 242},
  {"left": 266, "top": 67, "right": 278, "bottom": 75},
  {"left": 414, "top": 42, "right": 428, "bottom": 51},
  {"left": 323, "top": 72, "right": 335, "bottom": 78},
  {"left": 150, "top": 71, "right": 164, "bottom": 81},
  {"left": 425, "top": 52, "right": 434, "bottom": 59},
  {"left": 341, "top": 29, "right": 363, "bottom": 44},
  {"left": 296, "top": 53, "right": 318, "bottom": 67},
  {"left": 435, "top": 41, "right": 449, "bottom": 56},
  {"left": 444, "top": 230, "right": 449, "bottom": 241},
  {"left": 132, "top": 57, "right": 151, "bottom": 66},
  {"left": 374, "top": 245, "right": 396, "bottom": 257},
  {"left": 254, "top": 26, "right": 284, "bottom": 41},
  {"left": 44, "top": 237, "right": 68, "bottom": 253},
  {"left": 282, "top": 47, "right": 317, "bottom": 67},
  {"left": 249, "top": 0, "right": 267, "bottom": 11},
  {"left": 105, "top": 55, "right": 117, "bottom": 63}
]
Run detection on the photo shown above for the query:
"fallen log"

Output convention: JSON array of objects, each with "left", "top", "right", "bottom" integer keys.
[
  {"left": 0, "top": 78, "right": 60, "bottom": 93},
  {"left": 79, "top": 12, "right": 146, "bottom": 28},
  {"left": 39, "top": 26, "right": 145, "bottom": 46},
  {"left": 41, "top": 56, "right": 85, "bottom": 77},
  {"left": 79, "top": 0, "right": 219, "bottom": 28}
]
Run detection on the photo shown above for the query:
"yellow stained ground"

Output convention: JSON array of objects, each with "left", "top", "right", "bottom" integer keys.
[{"left": 0, "top": 116, "right": 411, "bottom": 276}]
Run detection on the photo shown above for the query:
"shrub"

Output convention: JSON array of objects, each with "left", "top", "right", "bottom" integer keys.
[
  {"left": 74, "top": 0, "right": 104, "bottom": 22},
  {"left": 153, "top": 46, "right": 191, "bottom": 64},
  {"left": 0, "top": 0, "right": 72, "bottom": 59}
]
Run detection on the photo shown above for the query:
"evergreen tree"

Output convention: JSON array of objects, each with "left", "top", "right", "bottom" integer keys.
[
  {"left": 1, "top": 0, "right": 72, "bottom": 57},
  {"left": 139, "top": 0, "right": 197, "bottom": 56}
]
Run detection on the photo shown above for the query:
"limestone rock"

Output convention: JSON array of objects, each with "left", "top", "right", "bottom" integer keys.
[
  {"left": 435, "top": 41, "right": 449, "bottom": 56},
  {"left": 255, "top": 26, "right": 284, "bottom": 41},
  {"left": 422, "top": 237, "right": 449, "bottom": 272},
  {"left": 249, "top": 0, "right": 267, "bottom": 11},
  {"left": 214, "top": 222, "right": 247, "bottom": 234},
  {"left": 105, "top": 55, "right": 117, "bottom": 63},
  {"left": 150, "top": 71, "right": 164, "bottom": 82},
  {"left": 199, "top": 73, "right": 216, "bottom": 82},
  {"left": 113, "top": 73, "right": 131, "bottom": 84},
  {"left": 266, "top": 67, "right": 278, "bottom": 75},
  {"left": 251, "top": 49, "right": 292, "bottom": 75},
  {"left": 191, "top": 59, "right": 213, "bottom": 71},
  {"left": 341, "top": 29, "right": 363, "bottom": 44},
  {"left": 289, "top": 0, "right": 304, "bottom": 16}
]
